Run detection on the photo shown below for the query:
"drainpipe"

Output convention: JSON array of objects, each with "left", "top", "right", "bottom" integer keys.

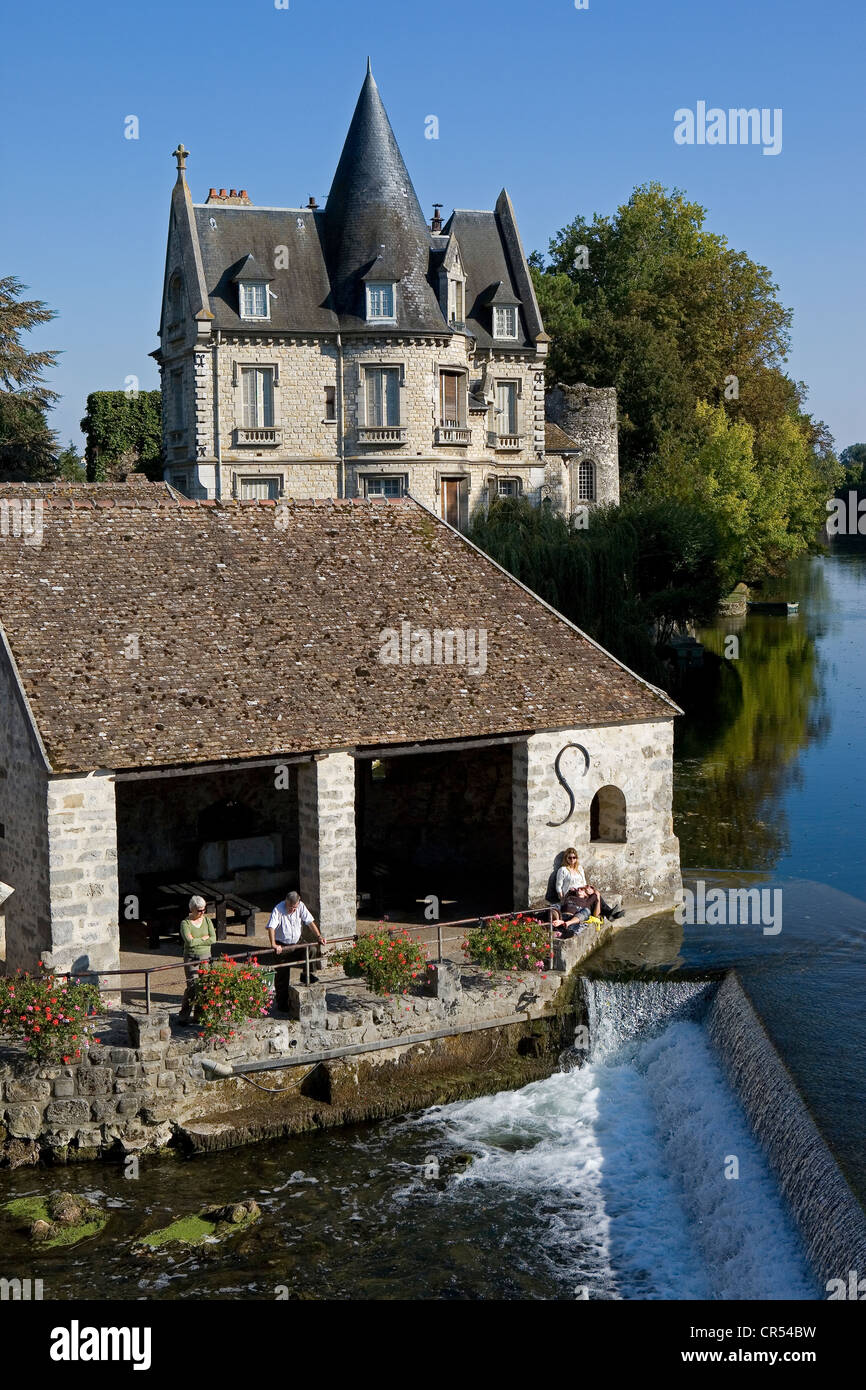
[
  {"left": 336, "top": 332, "right": 345, "bottom": 499},
  {"left": 213, "top": 330, "right": 223, "bottom": 499}
]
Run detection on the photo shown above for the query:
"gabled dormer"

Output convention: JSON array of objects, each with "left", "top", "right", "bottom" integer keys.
[
  {"left": 485, "top": 281, "right": 522, "bottom": 343},
  {"left": 361, "top": 253, "right": 402, "bottom": 324},
  {"left": 232, "top": 253, "right": 273, "bottom": 322},
  {"left": 436, "top": 234, "right": 467, "bottom": 329}
]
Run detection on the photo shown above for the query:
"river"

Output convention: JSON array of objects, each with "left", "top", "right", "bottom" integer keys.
[{"left": 1, "top": 548, "right": 863, "bottom": 1300}]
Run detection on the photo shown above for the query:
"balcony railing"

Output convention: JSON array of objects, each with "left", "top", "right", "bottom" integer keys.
[
  {"left": 435, "top": 425, "right": 471, "bottom": 446},
  {"left": 357, "top": 425, "right": 407, "bottom": 444},
  {"left": 234, "top": 427, "right": 282, "bottom": 447},
  {"left": 489, "top": 432, "right": 524, "bottom": 451}
]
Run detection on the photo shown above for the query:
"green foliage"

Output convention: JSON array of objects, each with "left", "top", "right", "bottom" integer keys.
[
  {"left": 531, "top": 183, "right": 839, "bottom": 576},
  {"left": 0, "top": 276, "right": 59, "bottom": 482},
  {"left": 80, "top": 390, "right": 162, "bottom": 481},
  {"left": 0, "top": 967, "right": 100, "bottom": 1062},
  {"left": 334, "top": 927, "right": 429, "bottom": 996},
  {"left": 190, "top": 957, "right": 273, "bottom": 1040},
  {"left": 468, "top": 494, "right": 727, "bottom": 673},
  {"left": 3, "top": 1193, "right": 108, "bottom": 1248},
  {"left": 56, "top": 439, "right": 86, "bottom": 482},
  {"left": 461, "top": 915, "right": 554, "bottom": 973},
  {"left": 840, "top": 443, "right": 866, "bottom": 485}
]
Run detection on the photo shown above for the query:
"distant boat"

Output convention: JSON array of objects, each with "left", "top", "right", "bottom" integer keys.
[{"left": 748, "top": 600, "right": 799, "bottom": 616}]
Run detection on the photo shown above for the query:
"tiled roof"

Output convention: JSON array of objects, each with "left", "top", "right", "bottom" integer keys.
[
  {"left": 0, "top": 496, "right": 676, "bottom": 775},
  {"left": 544, "top": 421, "right": 581, "bottom": 452},
  {"left": 0, "top": 479, "right": 173, "bottom": 501}
]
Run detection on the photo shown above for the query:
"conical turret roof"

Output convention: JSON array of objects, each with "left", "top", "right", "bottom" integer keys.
[{"left": 324, "top": 63, "right": 446, "bottom": 331}]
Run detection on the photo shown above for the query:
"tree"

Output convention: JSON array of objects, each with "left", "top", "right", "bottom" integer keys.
[
  {"left": 839, "top": 443, "right": 866, "bottom": 485},
  {"left": 0, "top": 276, "right": 59, "bottom": 481},
  {"left": 56, "top": 440, "right": 86, "bottom": 482},
  {"left": 80, "top": 390, "right": 162, "bottom": 481}
]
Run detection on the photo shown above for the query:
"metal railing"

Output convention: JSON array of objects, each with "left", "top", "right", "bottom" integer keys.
[{"left": 55, "top": 908, "right": 558, "bottom": 1014}]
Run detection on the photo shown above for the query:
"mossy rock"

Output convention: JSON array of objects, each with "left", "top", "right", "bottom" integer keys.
[
  {"left": 3, "top": 1192, "right": 107, "bottom": 1248},
  {"left": 136, "top": 1199, "right": 261, "bottom": 1253}
]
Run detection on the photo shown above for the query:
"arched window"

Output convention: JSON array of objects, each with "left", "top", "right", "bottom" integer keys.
[
  {"left": 168, "top": 272, "right": 183, "bottom": 321},
  {"left": 577, "top": 459, "right": 596, "bottom": 502},
  {"left": 590, "top": 785, "right": 627, "bottom": 843}
]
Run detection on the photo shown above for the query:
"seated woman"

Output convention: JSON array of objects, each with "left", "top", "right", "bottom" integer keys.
[{"left": 554, "top": 848, "right": 624, "bottom": 932}]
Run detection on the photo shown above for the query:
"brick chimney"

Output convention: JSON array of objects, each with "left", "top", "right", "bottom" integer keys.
[
  {"left": 431, "top": 204, "right": 443, "bottom": 234},
  {"left": 205, "top": 188, "right": 252, "bottom": 206}
]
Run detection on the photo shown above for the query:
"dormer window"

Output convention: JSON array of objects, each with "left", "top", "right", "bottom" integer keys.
[
  {"left": 240, "top": 282, "right": 269, "bottom": 320},
  {"left": 450, "top": 279, "right": 465, "bottom": 326},
  {"left": 493, "top": 305, "right": 519, "bottom": 340},
  {"left": 366, "top": 282, "right": 396, "bottom": 322},
  {"left": 232, "top": 253, "right": 273, "bottom": 322}
]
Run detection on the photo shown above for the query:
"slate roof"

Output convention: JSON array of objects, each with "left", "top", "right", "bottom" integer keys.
[
  {"left": 163, "top": 65, "right": 541, "bottom": 345},
  {"left": 0, "top": 496, "right": 676, "bottom": 775}
]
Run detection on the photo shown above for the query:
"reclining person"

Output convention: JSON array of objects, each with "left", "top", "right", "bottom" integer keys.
[{"left": 554, "top": 848, "right": 624, "bottom": 931}]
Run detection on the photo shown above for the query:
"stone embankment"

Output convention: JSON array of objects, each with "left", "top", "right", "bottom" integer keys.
[{"left": 0, "top": 916, "right": 628, "bottom": 1165}]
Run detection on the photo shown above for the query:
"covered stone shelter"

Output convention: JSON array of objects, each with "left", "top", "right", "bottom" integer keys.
[{"left": 0, "top": 484, "right": 681, "bottom": 975}]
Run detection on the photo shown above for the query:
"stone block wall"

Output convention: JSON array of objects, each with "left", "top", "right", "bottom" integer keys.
[
  {"left": 546, "top": 382, "right": 621, "bottom": 511},
  {"left": 513, "top": 719, "right": 681, "bottom": 910},
  {"left": 45, "top": 773, "right": 120, "bottom": 976},
  {"left": 0, "top": 644, "right": 50, "bottom": 971},
  {"left": 297, "top": 753, "right": 356, "bottom": 937}
]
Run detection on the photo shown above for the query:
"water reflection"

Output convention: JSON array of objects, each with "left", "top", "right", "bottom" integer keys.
[{"left": 673, "top": 556, "right": 834, "bottom": 872}]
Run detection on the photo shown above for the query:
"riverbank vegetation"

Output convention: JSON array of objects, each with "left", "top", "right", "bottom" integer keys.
[{"left": 470, "top": 184, "right": 841, "bottom": 678}]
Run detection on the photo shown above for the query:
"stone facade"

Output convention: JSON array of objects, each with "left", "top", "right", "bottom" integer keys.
[
  {"left": 545, "top": 382, "right": 621, "bottom": 515},
  {"left": 44, "top": 774, "right": 120, "bottom": 976},
  {"left": 513, "top": 720, "right": 681, "bottom": 911},
  {"left": 0, "top": 640, "right": 50, "bottom": 970},
  {"left": 160, "top": 331, "right": 549, "bottom": 524},
  {"left": 297, "top": 753, "right": 357, "bottom": 936}
]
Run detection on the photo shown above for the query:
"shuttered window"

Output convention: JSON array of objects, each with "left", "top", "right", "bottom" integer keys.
[
  {"left": 365, "top": 368, "right": 400, "bottom": 426},
  {"left": 496, "top": 381, "right": 518, "bottom": 435},
  {"left": 241, "top": 368, "right": 275, "bottom": 428},
  {"left": 439, "top": 371, "right": 464, "bottom": 426},
  {"left": 239, "top": 476, "right": 280, "bottom": 499}
]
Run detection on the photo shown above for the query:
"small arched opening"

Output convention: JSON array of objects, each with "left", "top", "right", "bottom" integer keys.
[{"left": 590, "top": 785, "right": 627, "bottom": 843}]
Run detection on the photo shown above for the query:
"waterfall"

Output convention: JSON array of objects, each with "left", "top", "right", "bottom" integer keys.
[
  {"left": 581, "top": 975, "right": 717, "bottom": 1061},
  {"left": 707, "top": 971, "right": 866, "bottom": 1291}
]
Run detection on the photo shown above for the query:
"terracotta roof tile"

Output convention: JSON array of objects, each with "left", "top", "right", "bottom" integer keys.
[{"left": 0, "top": 495, "right": 676, "bottom": 774}]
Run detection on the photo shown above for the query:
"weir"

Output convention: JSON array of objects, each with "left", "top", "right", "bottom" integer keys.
[{"left": 580, "top": 970, "right": 866, "bottom": 1295}]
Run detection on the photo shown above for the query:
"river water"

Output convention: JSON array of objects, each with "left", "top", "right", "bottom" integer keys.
[{"left": 1, "top": 548, "right": 863, "bottom": 1300}]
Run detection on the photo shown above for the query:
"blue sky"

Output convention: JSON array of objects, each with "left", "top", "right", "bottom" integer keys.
[{"left": 2, "top": 0, "right": 863, "bottom": 453}]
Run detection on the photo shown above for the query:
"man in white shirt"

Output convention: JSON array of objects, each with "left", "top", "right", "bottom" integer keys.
[{"left": 267, "top": 891, "right": 326, "bottom": 1006}]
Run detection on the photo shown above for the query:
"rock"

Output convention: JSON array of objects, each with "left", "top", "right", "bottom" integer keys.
[{"left": 48, "top": 1192, "right": 87, "bottom": 1226}]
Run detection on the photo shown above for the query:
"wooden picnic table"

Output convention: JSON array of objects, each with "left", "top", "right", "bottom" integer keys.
[{"left": 144, "top": 877, "right": 259, "bottom": 949}]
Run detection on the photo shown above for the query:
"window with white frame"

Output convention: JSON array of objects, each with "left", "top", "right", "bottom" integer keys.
[
  {"left": 364, "top": 367, "right": 401, "bottom": 426},
  {"left": 241, "top": 367, "right": 275, "bottom": 428},
  {"left": 366, "top": 282, "right": 396, "bottom": 321},
  {"left": 439, "top": 370, "right": 466, "bottom": 426},
  {"left": 364, "top": 475, "right": 404, "bottom": 498},
  {"left": 450, "top": 278, "right": 465, "bottom": 325},
  {"left": 239, "top": 282, "right": 269, "bottom": 319},
  {"left": 495, "top": 380, "right": 519, "bottom": 435},
  {"left": 493, "top": 305, "right": 519, "bottom": 340},
  {"left": 239, "top": 476, "right": 280, "bottom": 500},
  {"left": 497, "top": 477, "right": 521, "bottom": 497},
  {"left": 577, "top": 459, "right": 596, "bottom": 502}
]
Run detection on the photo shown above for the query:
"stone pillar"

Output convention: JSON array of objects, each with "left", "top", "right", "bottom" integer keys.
[
  {"left": 297, "top": 753, "right": 357, "bottom": 939},
  {"left": 512, "top": 736, "right": 555, "bottom": 908},
  {"left": 44, "top": 772, "right": 120, "bottom": 975}
]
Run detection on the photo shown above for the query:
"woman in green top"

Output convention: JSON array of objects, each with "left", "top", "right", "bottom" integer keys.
[{"left": 177, "top": 894, "right": 216, "bottom": 1024}]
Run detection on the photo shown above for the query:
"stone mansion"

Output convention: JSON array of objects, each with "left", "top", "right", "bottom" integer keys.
[{"left": 154, "top": 62, "right": 620, "bottom": 526}]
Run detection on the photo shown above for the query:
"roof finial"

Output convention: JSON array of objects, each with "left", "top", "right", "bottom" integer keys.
[
  {"left": 366, "top": 56, "right": 373, "bottom": 77},
  {"left": 172, "top": 143, "right": 190, "bottom": 181}
]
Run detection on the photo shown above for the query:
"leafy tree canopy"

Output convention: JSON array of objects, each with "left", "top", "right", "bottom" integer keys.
[
  {"left": 80, "top": 390, "right": 162, "bottom": 481},
  {"left": 0, "top": 276, "right": 59, "bottom": 481},
  {"left": 839, "top": 443, "right": 866, "bottom": 485}
]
